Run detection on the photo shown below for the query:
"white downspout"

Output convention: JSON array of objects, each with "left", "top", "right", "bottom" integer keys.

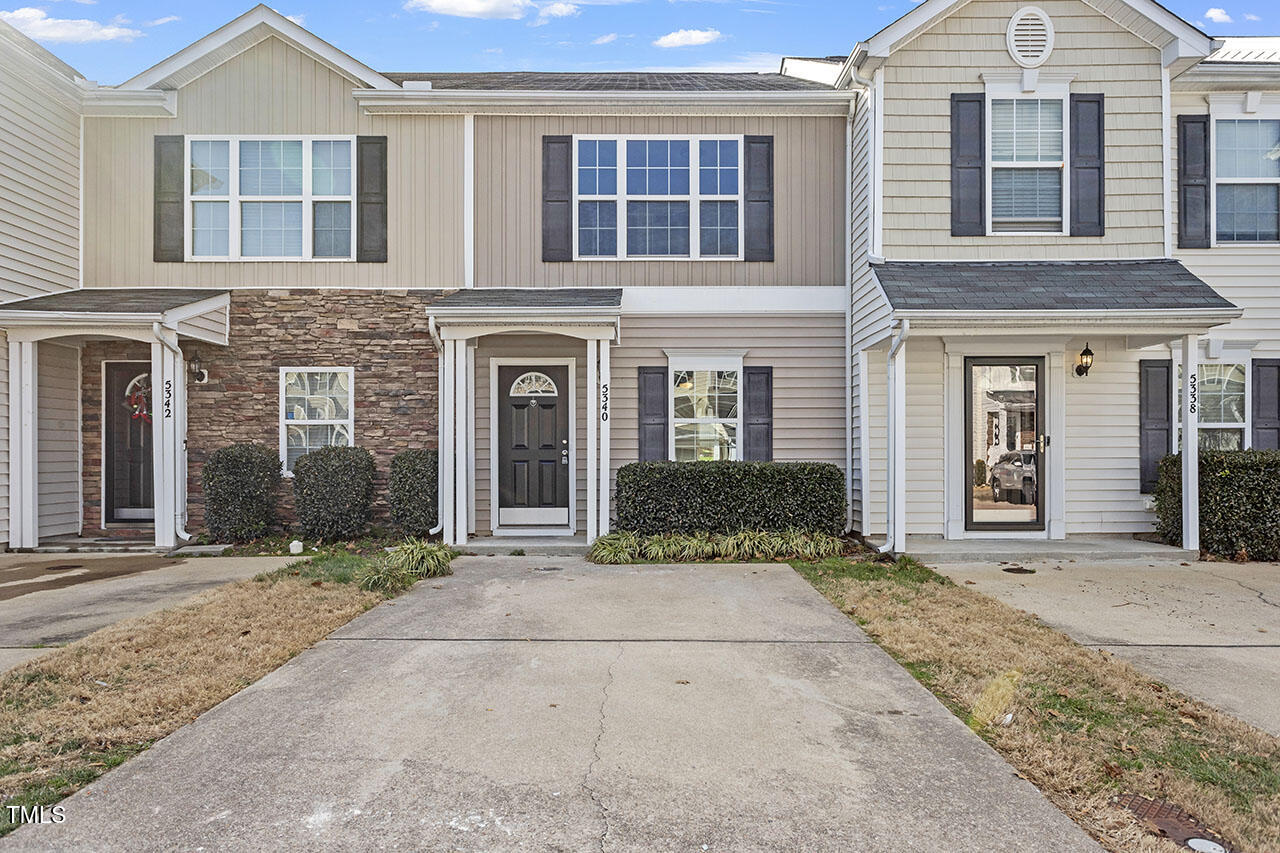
[
  {"left": 152, "top": 322, "right": 192, "bottom": 543},
  {"left": 843, "top": 96, "right": 855, "bottom": 534},
  {"left": 879, "top": 318, "right": 909, "bottom": 554},
  {"left": 428, "top": 317, "right": 445, "bottom": 537}
]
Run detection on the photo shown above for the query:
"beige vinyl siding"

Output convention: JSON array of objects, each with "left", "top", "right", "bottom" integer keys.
[
  {"left": 474, "top": 115, "right": 844, "bottom": 287},
  {"left": 37, "top": 342, "right": 80, "bottom": 538},
  {"left": 861, "top": 344, "right": 888, "bottom": 536},
  {"left": 0, "top": 34, "right": 80, "bottom": 301},
  {"left": 880, "top": 0, "right": 1166, "bottom": 259},
  {"left": 1171, "top": 91, "right": 1280, "bottom": 359},
  {"left": 175, "top": 303, "right": 230, "bottom": 344},
  {"left": 0, "top": 332, "right": 7, "bottom": 543},
  {"left": 82, "top": 36, "right": 464, "bottom": 289}
]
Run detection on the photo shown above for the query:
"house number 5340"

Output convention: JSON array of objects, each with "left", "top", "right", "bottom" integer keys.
[{"left": 600, "top": 383, "right": 610, "bottom": 423}]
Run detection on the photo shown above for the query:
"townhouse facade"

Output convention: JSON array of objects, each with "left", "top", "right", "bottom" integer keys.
[{"left": 0, "top": 2, "right": 1274, "bottom": 554}]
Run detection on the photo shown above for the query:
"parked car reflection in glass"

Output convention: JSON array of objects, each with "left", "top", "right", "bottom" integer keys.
[{"left": 989, "top": 450, "right": 1037, "bottom": 505}]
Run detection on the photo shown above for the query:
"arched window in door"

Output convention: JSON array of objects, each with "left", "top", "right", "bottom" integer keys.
[{"left": 509, "top": 371, "right": 558, "bottom": 397}]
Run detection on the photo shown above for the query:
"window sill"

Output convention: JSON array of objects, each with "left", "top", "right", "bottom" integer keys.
[
  {"left": 186, "top": 257, "right": 357, "bottom": 263},
  {"left": 571, "top": 256, "right": 745, "bottom": 263}
]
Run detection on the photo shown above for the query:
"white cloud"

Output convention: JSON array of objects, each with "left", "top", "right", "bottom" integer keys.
[
  {"left": 0, "top": 7, "right": 141, "bottom": 42},
  {"left": 1204, "top": 7, "right": 1232, "bottom": 23},
  {"left": 533, "top": 1, "right": 578, "bottom": 25},
  {"left": 284, "top": 13, "right": 306, "bottom": 25},
  {"left": 641, "top": 50, "right": 779, "bottom": 72},
  {"left": 1244, "top": 12, "right": 1261, "bottom": 21},
  {"left": 592, "top": 32, "right": 617, "bottom": 43},
  {"left": 404, "top": 0, "right": 533, "bottom": 18},
  {"left": 144, "top": 15, "right": 179, "bottom": 26},
  {"left": 653, "top": 27, "right": 721, "bottom": 48}
]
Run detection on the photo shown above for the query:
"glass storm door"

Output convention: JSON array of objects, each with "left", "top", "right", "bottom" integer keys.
[
  {"left": 965, "top": 357, "right": 1046, "bottom": 531},
  {"left": 105, "top": 362, "right": 155, "bottom": 524}
]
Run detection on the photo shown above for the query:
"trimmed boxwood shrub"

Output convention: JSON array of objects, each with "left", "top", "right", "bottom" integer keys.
[
  {"left": 1154, "top": 450, "right": 1280, "bottom": 560},
  {"left": 201, "top": 443, "right": 282, "bottom": 543},
  {"left": 389, "top": 449, "right": 439, "bottom": 537},
  {"left": 292, "top": 446, "right": 376, "bottom": 541},
  {"left": 614, "top": 461, "right": 846, "bottom": 536}
]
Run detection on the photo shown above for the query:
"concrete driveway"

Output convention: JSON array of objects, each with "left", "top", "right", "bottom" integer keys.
[
  {"left": 10, "top": 556, "right": 1099, "bottom": 852},
  {"left": 932, "top": 557, "right": 1280, "bottom": 737},
  {"left": 0, "top": 554, "right": 295, "bottom": 672}
]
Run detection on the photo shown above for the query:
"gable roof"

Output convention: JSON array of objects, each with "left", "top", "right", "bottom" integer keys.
[
  {"left": 119, "top": 4, "right": 395, "bottom": 91},
  {"left": 385, "top": 71, "right": 831, "bottom": 92}
]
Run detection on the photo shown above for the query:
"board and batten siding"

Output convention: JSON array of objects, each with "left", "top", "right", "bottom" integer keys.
[
  {"left": 82, "top": 36, "right": 464, "bottom": 289},
  {"left": 37, "top": 342, "right": 80, "bottom": 538},
  {"left": 1170, "top": 91, "right": 1280, "bottom": 359},
  {"left": 474, "top": 115, "right": 845, "bottom": 287},
  {"left": 879, "top": 0, "right": 1166, "bottom": 260}
]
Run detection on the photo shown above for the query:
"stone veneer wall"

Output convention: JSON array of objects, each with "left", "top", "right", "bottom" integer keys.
[{"left": 81, "top": 289, "right": 443, "bottom": 538}]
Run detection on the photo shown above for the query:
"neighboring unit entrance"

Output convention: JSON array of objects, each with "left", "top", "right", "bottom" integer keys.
[
  {"left": 104, "top": 362, "right": 155, "bottom": 524},
  {"left": 497, "top": 365, "right": 571, "bottom": 527},
  {"left": 965, "top": 357, "right": 1046, "bottom": 531}
]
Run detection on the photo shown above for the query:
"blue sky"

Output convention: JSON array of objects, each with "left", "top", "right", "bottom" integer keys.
[{"left": 2, "top": 1, "right": 1274, "bottom": 84}]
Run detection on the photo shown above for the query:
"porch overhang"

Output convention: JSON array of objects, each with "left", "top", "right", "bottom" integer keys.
[
  {"left": 428, "top": 288, "right": 622, "bottom": 342},
  {"left": 892, "top": 307, "right": 1242, "bottom": 339},
  {"left": 0, "top": 288, "right": 231, "bottom": 345}
]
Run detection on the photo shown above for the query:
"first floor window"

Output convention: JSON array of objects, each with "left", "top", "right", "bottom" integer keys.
[
  {"left": 281, "top": 368, "right": 354, "bottom": 473},
  {"left": 1178, "top": 363, "right": 1247, "bottom": 451},
  {"left": 989, "top": 98, "right": 1065, "bottom": 233},
  {"left": 1215, "top": 119, "right": 1280, "bottom": 243},
  {"left": 671, "top": 367, "right": 740, "bottom": 461}
]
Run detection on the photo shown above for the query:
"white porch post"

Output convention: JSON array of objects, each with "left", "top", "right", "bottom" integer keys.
[
  {"left": 598, "top": 339, "right": 611, "bottom": 537},
  {"left": 440, "top": 338, "right": 456, "bottom": 545},
  {"left": 586, "top": 338, "right": 598, "bottom": 542},
  {"left": 150, "top": 338, "right": 177, "bottom": 550},
  {"left": 466, "top": 342, "right": 476, "bottom": 535},
  {"left": 1181, "top": 334, "right": 1200, "bottom": 552},
  {"left": 888, "top": 339, "right": 908, "bottom": 554},
  {"left": 8, "top": 340, "right": 38, "bottom": 549},
  {"left": 452, "top": 338, "right": 469, "bottom": 546}
]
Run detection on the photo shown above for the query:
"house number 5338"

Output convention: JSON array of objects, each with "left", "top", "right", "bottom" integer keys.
[
  {"left": 1188, "top": 373, "right": 1197, "bottom": 415},
  {"left": 600, "top": 383, "right": 610, "bottom": 423}
]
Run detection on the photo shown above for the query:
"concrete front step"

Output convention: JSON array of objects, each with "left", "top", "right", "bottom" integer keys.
[
  {"left": 462, "top": 536, "right": 591, "bottom": 557},
  {"left": 899, "top": 534, "right": 1198, "bottom": 564}
]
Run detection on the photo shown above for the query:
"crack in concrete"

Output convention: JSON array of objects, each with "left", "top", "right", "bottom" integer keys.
[
  {"left": 1206, "top": 571, "right": 1280, "bottom": 610},
  {"left": 582, "top": 642, "right": 623, "bottom": 853}
]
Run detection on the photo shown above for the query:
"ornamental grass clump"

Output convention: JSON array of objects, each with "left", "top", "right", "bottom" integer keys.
[
  {"left": 588, "top": 531, "right": 640, "bottom": 564},
  {"left": 588, "top": 529, "right": 847, "bottom": 564},
  {"left": 386, "top": 538, "right": 456, "bottom": 578}
]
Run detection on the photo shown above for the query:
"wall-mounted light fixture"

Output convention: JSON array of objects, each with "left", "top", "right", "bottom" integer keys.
[
  {"left": 189, "top": 349, "right": 209, "bottom": 384},
  {"left": 1075, "top": 343, "right": 1094, "bottom": 377}
]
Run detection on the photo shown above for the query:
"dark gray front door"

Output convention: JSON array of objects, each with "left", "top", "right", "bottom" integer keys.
[{"left": 497, "top": 365, "right": 570, "bottom": 527}]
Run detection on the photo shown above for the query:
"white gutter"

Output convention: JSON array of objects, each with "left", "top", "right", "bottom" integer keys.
[
  {"left": 426, "top": 317, "right": 445, "bottom": 537},
  {"left": 152, "top": 322, "right": 192, "bottom": 543},
  {"left": 354, "top": 88, "right": 857, "bottom": 109}
]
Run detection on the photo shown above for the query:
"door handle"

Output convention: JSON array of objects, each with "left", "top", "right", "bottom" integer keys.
[
  {"left": 561, "top": 449, "right": 569, "bottom": 465},
  {"left": 1037, "top": 435, "right": 1049, "bottom": 453}
]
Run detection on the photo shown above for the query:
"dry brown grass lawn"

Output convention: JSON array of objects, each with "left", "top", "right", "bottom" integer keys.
[
  {"left": 795, "top": 556, "right": 1280, "bottom": 853},
  {"left": 0, "top": 568, "right": 379, "bottom": 834}
]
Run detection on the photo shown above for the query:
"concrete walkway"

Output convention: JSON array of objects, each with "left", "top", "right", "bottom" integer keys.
[
  {"left": 11, "top": 557, "right": 1099, "bottom": 852},
  {"left": 0, "top": 554, "right": 296, "bottom": 672},
  {"left": 932, "top": 556, "right": 1280, "bottom": 737}
]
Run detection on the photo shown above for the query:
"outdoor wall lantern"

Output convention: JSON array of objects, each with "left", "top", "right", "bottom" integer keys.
[
  {"left": 189, "top": 350, "right": 209, "bottom": 384},
  {"left": 1075, "top": 343, "right": 1094, "bottom": 377}
]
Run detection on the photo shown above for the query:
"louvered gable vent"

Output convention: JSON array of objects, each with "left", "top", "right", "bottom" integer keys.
[{"left": 1007, "top": 7, "right": 1054, "bottom": 68}]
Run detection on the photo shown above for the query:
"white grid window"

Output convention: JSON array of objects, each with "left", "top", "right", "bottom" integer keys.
[
  {"left": 668, "top": 355, "right": 743, "bottom": 461},
  {"left": 1177, "top": 362, "right": 1249, "bottom": 451},
  {"left": 574, "top": 135, "right": 744, "bottom": 260},
  {"left": 280, "top": 368, "right": 354, "bottom": 473},
  {"left": 1215, "top": 119, "right": 1280, "bottom": 243},
  {"left": 989, "top": 98, "right": 1066, "bottom": 233},
  {"left": 186, "top": 136, "right": 355, "bottom": 261}
]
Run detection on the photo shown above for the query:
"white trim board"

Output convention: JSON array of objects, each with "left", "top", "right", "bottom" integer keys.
[{"left": 621, "top": 287, "right": 845, "bottom": 314}]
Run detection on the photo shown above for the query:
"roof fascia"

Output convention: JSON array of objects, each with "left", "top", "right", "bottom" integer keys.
[{"left": 353, "top": 88, "right": 854, "bottom": 114}]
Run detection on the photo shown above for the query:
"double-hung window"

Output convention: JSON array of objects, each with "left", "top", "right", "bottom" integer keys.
[
  {"left": 188, "top": 136, "right": 355, "bottom": 260},
  {"left": 669, "top": 356, "right": 742, "bottom": 461},
  {"left": 280, "top": 368, "right": 354, "bottom": 473},
  {"left": 574, "top": 136, "right": 743, "bottom": 260},
  {"left": 1214, "top": 118, "right": 1280, "bottom": 243},
  {"left": 1177, "top": 362, "right": 1249, "bottom": 451},
  {"left": 989, "top": 98, "right": 1066, "bottom": 233}
]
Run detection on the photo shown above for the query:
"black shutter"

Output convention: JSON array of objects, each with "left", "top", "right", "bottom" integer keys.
[
  {"left": 356, "top": 136, "right": 388, "bottom": 262},
  {"left": 743, "top": 135, "right": 774, "bottom": 261},
  {"left": 742, "top": 366, "right": 773, "bottom": 462},
  {"left": 542, "top": 135, "right": 572, "bottom": 262},
  {"left": 638, "top": 366, "right": 668, "bottom": 461},
  {"left": 950, "top": 93, "right": 986, "bottom": 237},
  {"left": 154, "top": 135, "right": 184, "bottom": 262},
  {"left": 1070, "top": 93, "right": 1105, "bottom": 237},
  {"left": 1178, "top": 115, "right": 1212, "bottom": 249},
  {"left": 1139, "top": 360, "right": 1172, "bottom": 494},
  {"left": 1253, "top": 359, "right": 1280, "bottom": 450}
]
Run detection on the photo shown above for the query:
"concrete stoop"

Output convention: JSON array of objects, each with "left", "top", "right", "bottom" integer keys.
[{"left": 461, "top": 536, "right": 591, "bottom": 557}]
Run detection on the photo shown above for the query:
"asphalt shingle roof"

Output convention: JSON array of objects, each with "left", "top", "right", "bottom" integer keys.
[
  {"left": 430, "top": 288, "right": 623, "bottom": 310},
  {"left": 383, "top": 72, "right": 833, "bottom": 92},
  {"left": 874, "top": 261, "right": 1235, "bottom": 312},
  {"left": 0, "top": 288, "right": 228, "bottom": 314}
]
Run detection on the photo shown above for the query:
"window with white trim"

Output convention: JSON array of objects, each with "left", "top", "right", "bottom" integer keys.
[
  {"left": 989, "top": 97, "right": 1066, "bottom": 233},
  {"left": 280, "top": 368, "right": 354, "bottom": 473},
  {"left": 1177, "top": 362, "right": 1249, "bottom": 451},
  {"left": 188, "top": 136, "right": 355, "bottom": 261},
  {"left": 574, "top": 136, "right": 743, "bottom": 260},
  {"left": 1214, "top": 118, "right": 1280, "bottom": 243},
  {"left": 669, "top": 357, "right": 742, "bottom": 461}
]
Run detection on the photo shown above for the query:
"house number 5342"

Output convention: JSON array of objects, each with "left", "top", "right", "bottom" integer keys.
[
  {"left": 163, "top": 379, "right": 174, "bottom": 419},
  {"left": 600, "top": 383, "right": 610, "bottom": 423}
]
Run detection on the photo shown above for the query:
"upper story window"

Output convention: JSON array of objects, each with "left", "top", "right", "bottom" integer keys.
[
  {"left": 989, "top": 98, "right": 1065, "bottom": 233},
  {"left": 574, "top": 135, "right": 743, "bottom": 261},
  {"left": 1214, "top": 119, "right": 1280, "bottom": 243},
  {"left": 187, "top": 136, "right": 355, "bottom": 261}
]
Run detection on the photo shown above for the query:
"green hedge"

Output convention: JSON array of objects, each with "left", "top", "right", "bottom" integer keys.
[
  {"left": 614, "top": 461, "right": 846, "bottom": 536},
  {"left": 292, "top": 446, "right": 376, "bottom": 541},
  {"left": 1154, "top": 450, "right": 1280, "bottom": 560},
  {"left": 201, "top": 443, "right": 281, "bottom": 543},
  {"left": 388, "top": 449, "right": 439, "bottom": 537}
]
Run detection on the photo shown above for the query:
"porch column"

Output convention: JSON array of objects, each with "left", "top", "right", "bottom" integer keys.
[
  {"left": 466, "top": 342, "right": 476, "bottom": 535},
  {"left": 439, "top": 338, "right": 456, "bottom": 545},
  {"left": 887, "top": 338, "right": 907, "bottom": 554},
  {"left": 1181, "top": 334, "right": 1200, "bottom": 552},
  {"left": 598, "top": 339, "right": 611, "bottom": 537},
  {"left": 452, "top": 338, "right": 469, "bottom": 546},
  {"left": 150, "top": 335, "right": 179, "bottom": 550},
  {"left": 586, "top": 339, "right": 598, "bottom": 541},
  {"left": 8, "top": 339, "right": 37, "bottom": 549}
]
